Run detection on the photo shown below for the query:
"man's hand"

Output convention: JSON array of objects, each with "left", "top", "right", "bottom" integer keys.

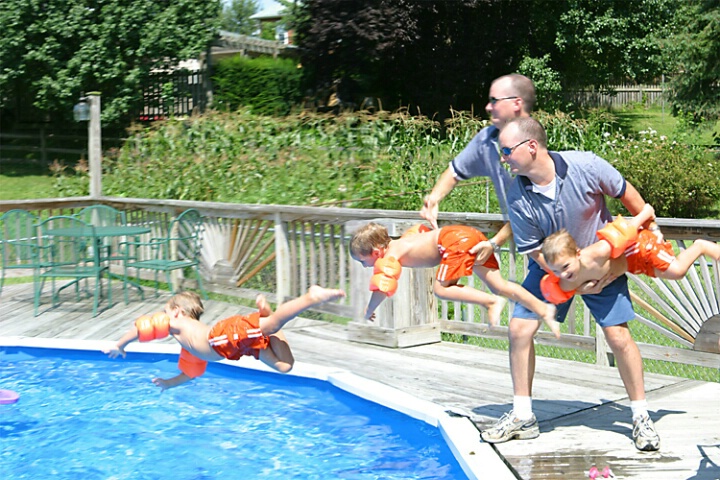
[
  {"left": 420, "top": 195, "right": 440, "bottom": 230},
  {"left": 469, "top": 240, "right": 494, "bottom": 265},
  {"left": 577, "top": 272, "right": 617, "bottom": 295}
]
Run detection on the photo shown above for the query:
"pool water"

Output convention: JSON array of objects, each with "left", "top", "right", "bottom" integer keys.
[{"left": 0, "top": 347, "right": 465, "bottom": 479}]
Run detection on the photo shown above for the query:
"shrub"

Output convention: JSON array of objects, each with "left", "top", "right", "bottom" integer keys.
[
  {"left": 212, "top": 56, "right": 303, "bottom": 116},
  {"left": 599, "top": 128, "right": 720, "bottom": 218}
]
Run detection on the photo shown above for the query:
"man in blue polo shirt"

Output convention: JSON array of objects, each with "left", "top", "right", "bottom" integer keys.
[
  {"left": 481, "top": 116, "right": 660, "bottom": 451},
  {"left": 421, "top": 73, "right": 535, "bottom": 257}
]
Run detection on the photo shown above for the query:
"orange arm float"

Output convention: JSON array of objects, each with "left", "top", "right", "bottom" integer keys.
[
  {"left": 177, "top": 348, "right": 208, "bottom": 378},
  {"left": 370, "top": 256, "right": 402, "bottom": 297},
  {"left": 401, "top": 223, "right": 431, "bottom": 238},
  {"left": 135, "top": 312, "right": 171, "bottom": 342},
  {"left": 540, "top": 274, "right": 576, "bottom": 305},
  {"left": 596, "top": 215, "right": 639, "bottom": 258}
]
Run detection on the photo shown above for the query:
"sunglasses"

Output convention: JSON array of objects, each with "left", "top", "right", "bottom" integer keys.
[
  {"left": 488, "top": 96, "right": 518, "bottom": 105},
  {"left": 500, "top": 139, "right": 531, "bottom": 156}
]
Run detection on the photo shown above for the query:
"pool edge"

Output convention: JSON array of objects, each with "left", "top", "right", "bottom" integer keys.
[{"left": 0, "top": 335, "right": 515, "bottom": 480}]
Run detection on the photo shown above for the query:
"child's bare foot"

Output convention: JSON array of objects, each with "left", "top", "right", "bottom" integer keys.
[
  {"left": 256, "top": 294, "right": 273, "bottom": 317},
  {"left": 542, "top": 303, "right": 561, "bottom": 339},
  {"left": 307, "top": 285, "right": 346, "bottom": 304},
  {"left": 487, "top": 296, "right": 507, "bottom": 327}
]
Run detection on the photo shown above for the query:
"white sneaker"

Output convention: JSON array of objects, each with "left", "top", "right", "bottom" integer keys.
[
  {"left": 632, "top": 415, "right": 660, "bottom": 451},
  {"left": 480, "top": 410, "right": 540, "bottom": 443}
]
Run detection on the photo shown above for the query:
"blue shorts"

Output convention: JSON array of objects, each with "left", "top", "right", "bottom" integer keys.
[{"left": 512, "top": 260, "right": 635, "bottom": 327}]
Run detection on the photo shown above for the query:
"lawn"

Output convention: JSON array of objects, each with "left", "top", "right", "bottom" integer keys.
[
  {"left": 0, "top": 159, "right": 55, "bottom": 200},
  {"left": 613, "top": 104, "right": 720, "bottom": 145}
]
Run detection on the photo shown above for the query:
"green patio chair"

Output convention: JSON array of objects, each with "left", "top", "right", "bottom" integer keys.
[
  {"left": 34, "top": 215, "right": 111, "bottom": 317},
  {"left": 73, "top": 205, "right": 128, "bottom": 261},
  {"left": 0, "top": 209, "right": 41, "bottom": 296},
  {"left": 121, "top": 208, "right": 207, "bottom": 301}
]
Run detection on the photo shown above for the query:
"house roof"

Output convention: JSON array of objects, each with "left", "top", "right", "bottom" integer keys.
[{"left": 250, "top": 2, "right": 285, "bottom": 20}]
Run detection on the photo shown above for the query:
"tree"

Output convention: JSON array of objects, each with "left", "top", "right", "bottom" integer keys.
[
  {"left": 664, "top": 0, "right": 720, "bottom": 122},
  {"left": 551, "top": 0, "right": 677, "bottom": 88},
  {"left": 0, "top": 0, "right": 220, "bottom": 127},
  {"left": 293, "top": 0, "right": 566, "bottom": 117},
  {"left": 221, "top": 0, "right": 259, "bottom": 35}
]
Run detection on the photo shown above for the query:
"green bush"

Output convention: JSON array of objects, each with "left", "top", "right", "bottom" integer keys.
[
  {"left": 212, "top": 56, "right": 303, "bottom": 116},
  {"left": 52, "top": 108, "right": 720, "bottom": 219},
  {"left": 598, "top": 128, "right": 720, "bottom": 218}
]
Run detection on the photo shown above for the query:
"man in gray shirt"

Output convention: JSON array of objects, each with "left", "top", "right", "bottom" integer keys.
[
  {"left": 482, "top": 116, "right": 660, "bottom": 451},
  {"left": 421, "top": 74, "right": 535, "bottom": 258}
]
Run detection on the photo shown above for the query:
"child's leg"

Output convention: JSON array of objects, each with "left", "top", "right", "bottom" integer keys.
[
  {"left": 433, "top": 279, "right": 506, "bottom": 326},
  {"left": 476, "top": 267, "right": 560, "bottom": 338},
  {"left": 259, "top": 286, "right": 345, "bottom": 335},
  {"left": 258, "top": 331, "right": 294, "bottom": 373},
  {"left": 660, "top": 239, "right": 720, "bottom": 280}
]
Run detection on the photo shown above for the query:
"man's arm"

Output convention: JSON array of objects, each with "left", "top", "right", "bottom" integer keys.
[
  {"left": 583, "top": 183, "right": 649, "bottom": 294},
  {"left": 469, "top": 222, "right": 513, "bottom": 263},
  {"left": 421, "top": 168, "right": 459, "bottom": 229},
  {"left": 620, "top": 181, "right": 651, "bottom": 227}
]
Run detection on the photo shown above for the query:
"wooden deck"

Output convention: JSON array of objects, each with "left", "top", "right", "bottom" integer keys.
[{"left": 2, "top": 280, "right": 719, "bottom": 480}]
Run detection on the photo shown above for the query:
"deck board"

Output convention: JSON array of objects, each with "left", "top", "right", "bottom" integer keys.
[{"left": 1, "top": 281, "right": 719, "bottom": 479}]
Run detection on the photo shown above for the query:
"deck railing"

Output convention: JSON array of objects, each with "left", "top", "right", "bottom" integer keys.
[{"left": 2, "top": 197, "right": 719, "bottom": 374}]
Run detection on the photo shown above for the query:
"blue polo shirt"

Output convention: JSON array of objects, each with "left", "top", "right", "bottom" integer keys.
[
  {"left": 507, "top": 151, "right": 626, "bottom": 254},
  {"left": 451, "top": 125, "right": 513, "bottom": 215},
  {"left": 507, "top": 151, "right": 634, "bottom": 327}
]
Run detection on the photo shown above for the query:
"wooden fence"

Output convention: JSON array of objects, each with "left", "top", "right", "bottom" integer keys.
[
  {"left": 566, "top": 83, "right": 665, "bottom": 109},
  {"left": 2, "top": 197, "right": 719, "bottom": 374},
  {"left": 0, "top": 128, "right": 124, "bottom": 164}
]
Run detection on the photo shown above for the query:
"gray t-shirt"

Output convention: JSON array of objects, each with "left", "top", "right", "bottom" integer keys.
[
  {"left": 507, "top": 151, "right": 627, "bottom": 255},
  {"left": 450, "top": 125, "right": 513, "bottom": 215}
]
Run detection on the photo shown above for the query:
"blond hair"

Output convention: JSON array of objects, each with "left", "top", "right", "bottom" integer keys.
[
  {"left": 349, "top": 222, "right": 391, "bottom": 257},
  {"left": 541, "top": 229, "right": 578, "bottom": 264},
  {"left": 167, "top": 291, "right": 204, "bottom": 320},
  {"left": 507, "top": 117, "right": 548, "bottom": 149}
]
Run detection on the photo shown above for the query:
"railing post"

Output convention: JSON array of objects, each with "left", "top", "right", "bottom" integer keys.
[
  {"left": 595, "top": 323, "right": 612, "bottom": 367},
  {"left": 274, "top": 213, "right": 291, "bottom": 303},
  {"left": 88, "top": 92, "right": 102, "bottom": 199},
  {"left": 345, "top": 219, "right": 440, "bottom": 348}
]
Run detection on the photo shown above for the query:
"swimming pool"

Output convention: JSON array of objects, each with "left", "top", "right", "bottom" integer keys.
[{"left": 0, "top": 338, "right": 500, "bottom": 479}]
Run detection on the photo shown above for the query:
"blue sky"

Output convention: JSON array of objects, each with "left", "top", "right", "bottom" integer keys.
[{"left": 258, "top": 0, "right": 281, "bottom": 9}]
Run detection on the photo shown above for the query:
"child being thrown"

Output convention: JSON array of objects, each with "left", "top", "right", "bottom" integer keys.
[
  {"left": 349, "top": 222, "right": 560, "bottom": 338},
  {"left": 104, "top": 286, "right": 346, "bottom": 390},
  {"left": 540, "top": 203, "right": 720, "bottom": 304}
]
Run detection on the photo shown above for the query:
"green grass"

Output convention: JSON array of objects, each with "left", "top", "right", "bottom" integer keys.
[
  {"left": 612, "top": 105, "right": 720, "bottom": 145},
  {"left": 0, "top": 160, "right": 55, "bottom": 200}
]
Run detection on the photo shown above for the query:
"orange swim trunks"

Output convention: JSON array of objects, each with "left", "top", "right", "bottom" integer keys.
[
  {"left": 436, "top": 225, "right": 499, "bottom": 282},
  {"left": 625, "top": 229, "right": 676, "bottom": 277},
  {"left": 208, "top": 312, "right": 270, "bottom": 361}
]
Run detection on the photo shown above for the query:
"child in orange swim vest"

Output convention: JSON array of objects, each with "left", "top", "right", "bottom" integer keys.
[
  {"left": 104, "top": 286, "right": 346, "bottom": 390},
  {"left": 540, "top": 203, "right": 720, "bottom": 304},
  {"left": 349, "top": 222, "right": 560, "bottom": 338}
]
